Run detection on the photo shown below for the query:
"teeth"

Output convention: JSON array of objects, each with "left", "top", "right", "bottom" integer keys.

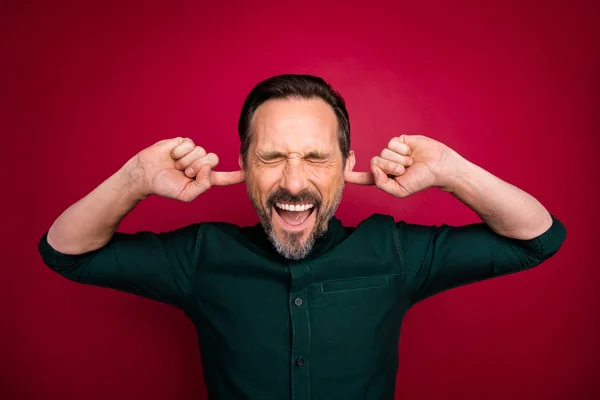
[{"left": 276, "top": 203, "right": 314, "bottom": 212}]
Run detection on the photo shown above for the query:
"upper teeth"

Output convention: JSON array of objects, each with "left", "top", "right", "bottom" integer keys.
[{"left": 276, "top": 203, "right": 314, "bottom": 212}]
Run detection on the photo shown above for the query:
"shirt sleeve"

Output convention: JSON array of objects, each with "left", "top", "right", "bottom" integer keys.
[
  {"left": 37, "top": 223, "right": 203, "bottom": 309},
  {"left": 396, "top": 214, "right": 567, "bottom": 305}
]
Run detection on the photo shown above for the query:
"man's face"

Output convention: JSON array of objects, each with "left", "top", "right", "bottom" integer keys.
[{"left": 242, "top": 97, "right": 355, "bottom": 260}]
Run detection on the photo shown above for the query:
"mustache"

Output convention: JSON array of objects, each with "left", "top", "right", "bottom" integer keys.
[{"left": 266, "top": 189, "right": 322, "bottom": 209}]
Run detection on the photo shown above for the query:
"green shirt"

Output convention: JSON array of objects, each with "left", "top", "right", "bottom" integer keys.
[{"left": 38, "top": 213, "right": 567, "bottom": 399}]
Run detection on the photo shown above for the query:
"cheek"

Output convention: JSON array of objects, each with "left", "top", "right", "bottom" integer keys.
[
  {"left": 308, "top": 166, "right": 344, "bottom": 201},
  {"left": 249, "top": 167, "right": 282, "bottom": 200}
]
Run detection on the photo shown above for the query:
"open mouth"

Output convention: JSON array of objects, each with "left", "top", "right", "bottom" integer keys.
[{"left": 272, "top": 202, "right": 316, "bottom": 231}]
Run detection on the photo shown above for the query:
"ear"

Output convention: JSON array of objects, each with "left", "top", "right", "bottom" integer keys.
[
  {"left": 344, "top": 150, "right": 356, "bottom": 172},
  {"left": 238, "top": 153, "right": 244, "bottom": 170}
]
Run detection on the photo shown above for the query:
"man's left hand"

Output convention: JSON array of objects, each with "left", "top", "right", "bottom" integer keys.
[{"left": 344, "top": 135, "right": 461, "bottom": 198}]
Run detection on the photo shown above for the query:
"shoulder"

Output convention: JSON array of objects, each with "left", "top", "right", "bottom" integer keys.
[
  {"left": 183, "top": 220, "right": 251, "bottom": 244},
  {"left": 342, "top": 213, "right": 399, "bottom": 238},
  {"left": 351, "top": 213, "right": 429, "bottom": 232},
  {"left": 192, "top": 220, "right": 272, "bottom": 251},
  {"left": 350, "top": 213, "right": 449, "bottom": 244},
  {"left": 355, "top": 213, "right": 397, "bottom": 227},
  {"left": 150, "top": 221, "right": 248, "bottom": 252}
]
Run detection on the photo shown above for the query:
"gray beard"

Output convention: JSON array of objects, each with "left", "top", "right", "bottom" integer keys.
[
  {"left": 247, "top": 186, "right": 343, "bottom": 260},
  {"left": 267, "top": 223, "right": 318, "bottom": 260}
]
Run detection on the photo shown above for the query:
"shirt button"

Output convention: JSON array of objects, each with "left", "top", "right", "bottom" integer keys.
[
  {"left": 296, "top": 357, "right": 304, "bottom": 367},
  {"left": 294, "top": 297, "right": 303, "bottom": 306}
]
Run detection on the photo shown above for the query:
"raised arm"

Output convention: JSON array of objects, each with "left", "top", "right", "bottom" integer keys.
[
  {"left": 47, "top": 137, "right": 244, "bottom": 254},
  {"left": 345, "top": 134, "right": 553, "bottom": 238},
  {"left": 344, "top": 134, "right": 566, "bottom": 304},
  {"left": 39, "top": 137, "right": 244, "bottom": 307}
]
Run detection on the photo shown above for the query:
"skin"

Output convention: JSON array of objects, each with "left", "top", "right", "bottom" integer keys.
[
  {"left": 345, "top": 133, "right": 552, "bottom": 239},
  {"left": 47, "top": 98, "right": 552, "bottom": 257},
  {"left": 242, "top": 98, "right": 356, "bottom": 259}
]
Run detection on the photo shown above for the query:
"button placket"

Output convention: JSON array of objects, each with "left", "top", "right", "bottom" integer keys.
[{"left": 288, "top": 262, "right": 311, "bottom": 400}]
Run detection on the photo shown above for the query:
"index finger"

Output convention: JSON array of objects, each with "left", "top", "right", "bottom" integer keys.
[
  {"left": 344, "top": 171, "right": 375, "bottom": 186},
  {"left": 210, "top": 170, "right": 246, "bottom": 186}
]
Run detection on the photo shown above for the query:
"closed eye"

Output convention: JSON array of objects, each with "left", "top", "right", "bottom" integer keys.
[
  {"left": 259, "top": 152, "right": 286, "bottom": 163},
  {"left": 258, "top": 151, "right": 330, "bottom": 163},
  {"left": 305, "top": 156, "right": 327, "bottom": 164},
  {"left": 304, "top": 151, "right": 330, "bottom": 163}
]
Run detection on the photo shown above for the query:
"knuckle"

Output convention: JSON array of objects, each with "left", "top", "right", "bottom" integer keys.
[
  {"left": 194, "top": 146, "right": 206, "bottom": 157},
  {"left": 190, "top": 159, "right": 203, "bottom": 170},
  {"left": 180, "top": 139, "right": 195, "bottom": 151},
  {"left": 208, "top": 152, "right": 219, "bottom": 165},
  {"left": 174, "top": 139, "right": 194, "bottom": 154}
]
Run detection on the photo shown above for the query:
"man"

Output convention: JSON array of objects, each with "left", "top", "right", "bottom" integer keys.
[{"left": 39, "top": 74, "right": 566, "bottom": 399}]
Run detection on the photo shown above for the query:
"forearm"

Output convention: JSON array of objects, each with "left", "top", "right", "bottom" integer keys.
[
  {"left": 47, "top": 158, "right": 147, "bottom": 255},
  {"left": 442, "top": 153, "right": 553, "bottom": 240}
]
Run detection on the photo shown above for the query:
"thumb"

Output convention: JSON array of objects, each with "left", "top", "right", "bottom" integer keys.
[
  {"left": 179, "top": 163, "right": 213, "bottom": 202},
  {"left": 197, "top": 162, "right": 212, "bottom": 184},
  {"left": 344, "top": 170, "right": 375, "bottom": 185},
  {"left": 210, "top": 170, "right": 246, "bottom": 186}
]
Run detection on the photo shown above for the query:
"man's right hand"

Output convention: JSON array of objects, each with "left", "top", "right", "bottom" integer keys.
[{"left": 126, "top": 137, "right": 245, "bottom": 202}]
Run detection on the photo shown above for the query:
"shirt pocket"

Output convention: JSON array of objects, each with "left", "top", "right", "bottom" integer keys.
[{"left": 321, "top": 275, "right": 389, "bottom": 294}]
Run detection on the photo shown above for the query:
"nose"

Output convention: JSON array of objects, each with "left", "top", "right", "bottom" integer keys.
[{"left": 280, "top": 160, "right": 308, "bottom": 196}]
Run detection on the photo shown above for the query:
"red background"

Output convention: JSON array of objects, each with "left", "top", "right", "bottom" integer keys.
[{"left": 2, "top": 0, "right": 599, "bottom": 399}]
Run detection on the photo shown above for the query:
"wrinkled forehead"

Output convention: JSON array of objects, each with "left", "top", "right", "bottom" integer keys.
[{"left": 249, "top": 97, "right": 339, "bottom": 154}]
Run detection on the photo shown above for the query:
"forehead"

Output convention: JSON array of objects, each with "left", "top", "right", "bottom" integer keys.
[{"left": 250, "top": 97, "right": 339, "bottom": 153}]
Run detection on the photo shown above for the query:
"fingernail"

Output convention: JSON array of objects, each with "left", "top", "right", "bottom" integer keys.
[{"left": 395, "top": 166, "right": 404, "bottom": 174}]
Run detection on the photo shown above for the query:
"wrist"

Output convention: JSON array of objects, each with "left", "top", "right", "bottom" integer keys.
[
  {"left": 118, "top": 156, "right": 152, "bottom": 201},
  {"left": 436, "top": 149, "right": 472, "bottom": 193}
]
